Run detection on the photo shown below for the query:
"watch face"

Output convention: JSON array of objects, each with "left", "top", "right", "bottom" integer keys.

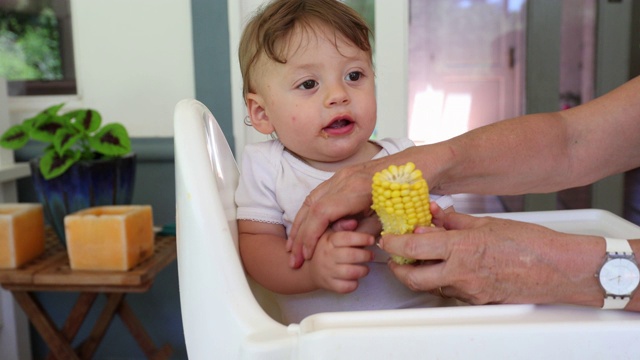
[{"left": 599, "top": 258, "right": 640, "bottom": 295}]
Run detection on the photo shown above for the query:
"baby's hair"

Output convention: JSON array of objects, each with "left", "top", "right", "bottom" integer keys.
[{"left": 238, "top": 0, "right": 373, "bottom": 103}]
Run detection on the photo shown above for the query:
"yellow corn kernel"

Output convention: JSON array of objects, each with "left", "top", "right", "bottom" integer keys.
[{"left": 371, "top": 162, "right": 432, "bottom": 264}]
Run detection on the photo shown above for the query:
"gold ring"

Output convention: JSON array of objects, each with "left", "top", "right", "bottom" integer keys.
[{"left": 438, "top": 286, "right": 450, "bottom": 299}]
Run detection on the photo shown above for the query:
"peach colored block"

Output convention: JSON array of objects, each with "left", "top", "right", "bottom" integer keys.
[
  {"left": 64, "top": 205, "right": 154, "bottom": 271},
  {"left": 0, "top": 203, "right": 45, "bottom": 269}
]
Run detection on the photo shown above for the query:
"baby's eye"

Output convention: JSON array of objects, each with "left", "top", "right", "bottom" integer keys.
[
  {"left": 346, "top": 71, "right": 362, "bottom": 82},
  {"left": 298, "top": 80, "right": 318, "bottom": 90}
]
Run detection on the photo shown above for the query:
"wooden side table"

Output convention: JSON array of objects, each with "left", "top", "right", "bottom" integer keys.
[{"left": 0, "top": 229, "right": 177, "bottom": 360}]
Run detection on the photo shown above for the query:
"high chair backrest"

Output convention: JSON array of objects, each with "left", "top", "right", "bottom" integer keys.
[
  {"left": 174, "top": 99, "right": 640, "bottom": 359},
  {"left": 174, "top": 99, "right": 288, "bottom": 359}
]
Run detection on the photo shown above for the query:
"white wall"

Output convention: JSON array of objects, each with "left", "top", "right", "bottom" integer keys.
[{"left": 8, "top": 0, "right": 196, "bottom": 138}]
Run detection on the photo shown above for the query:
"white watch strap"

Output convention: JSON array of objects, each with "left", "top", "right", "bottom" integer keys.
[
  {"left": 605, "top": 237, "right": 633, "bottom": 254},
  {"left": 602, "top": 238, "right": 635, "bottom": 310},
  {"left": 603, "top": 296, "right": 630, "bottom": 309}
]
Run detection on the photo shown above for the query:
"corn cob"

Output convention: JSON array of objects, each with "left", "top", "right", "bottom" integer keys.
[{"left": 371, "top": 162, "right": 432, "bottom": 264}]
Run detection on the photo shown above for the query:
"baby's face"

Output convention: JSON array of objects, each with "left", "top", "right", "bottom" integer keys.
[{"left": 248, "top": 22, "right": 377, "bottom": 169}]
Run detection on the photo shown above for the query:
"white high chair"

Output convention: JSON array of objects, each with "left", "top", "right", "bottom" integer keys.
[{"left": 174, "top": 98, "right": 640, "bottom": 359}]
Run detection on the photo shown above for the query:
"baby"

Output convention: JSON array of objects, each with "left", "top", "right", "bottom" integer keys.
[{"left": 235, "top": 0, "right": 456, "bottom": 324}]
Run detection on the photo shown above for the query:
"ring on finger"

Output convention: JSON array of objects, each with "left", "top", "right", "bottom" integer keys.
[{"left": 438, "top": 286, "right": 451, "bottom": 299}]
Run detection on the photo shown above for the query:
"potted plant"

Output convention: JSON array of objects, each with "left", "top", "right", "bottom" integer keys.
[{"left": 0, "top": 103, "right": 135, "bottom": 244}]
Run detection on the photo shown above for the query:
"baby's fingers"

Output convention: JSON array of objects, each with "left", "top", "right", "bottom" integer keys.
[
  {"left": 331, "top": 246, "right": 375, "bottom": 265},
  {"left": 326, "top": 264, "right": 370, "bottom": 293},
  {"left": 429, "top": 202, "right": 446, "bottom": 227},
  {"left": 331, "top": 231, "right": 375, "bottom": 248}
]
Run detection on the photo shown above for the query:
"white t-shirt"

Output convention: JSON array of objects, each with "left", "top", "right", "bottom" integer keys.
[{"left": 236, "top": 138, "right": 456, "bottom": 324}]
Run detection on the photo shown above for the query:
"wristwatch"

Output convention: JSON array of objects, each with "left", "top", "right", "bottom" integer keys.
[{"left": 597, "top": 238, "right": 640, "bottom": 309}]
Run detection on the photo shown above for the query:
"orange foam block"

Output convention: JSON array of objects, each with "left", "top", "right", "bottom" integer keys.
[
  {"left": 64, "top": 205, "right": 155, "bottom": 271},
  {"left": 0, "top": 203, "right": 45, "bottom": 269}
]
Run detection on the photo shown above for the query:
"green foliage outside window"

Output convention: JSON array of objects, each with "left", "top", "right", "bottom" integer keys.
[{"left": 0, "top": 6, "right": 63, "bottom": 81}]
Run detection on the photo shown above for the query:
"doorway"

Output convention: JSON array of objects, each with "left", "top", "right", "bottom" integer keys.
[
  {"left": 408, "top": 0, "right": 528, "bottom": 213},
  {"left": 407, "top": 0, "right": 597, "bottom": 214},
  {"left": 408, "top": 0, "right": 526, "bottom": 146}
]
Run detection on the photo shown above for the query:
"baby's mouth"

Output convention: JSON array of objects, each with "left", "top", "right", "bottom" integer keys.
[
  {"left": 320, "top": 118, "right": 354, "bottom": 138},
  {"left": 325, "top": 119, "right": 352, "bottom": 129}
]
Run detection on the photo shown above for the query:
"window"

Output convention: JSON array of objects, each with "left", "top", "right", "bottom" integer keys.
[{"left": 0, "top": 0, "right": 76, "bottom": 96}]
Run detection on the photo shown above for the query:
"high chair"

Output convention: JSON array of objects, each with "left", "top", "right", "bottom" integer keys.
[{"left": 174, "top": 98, "right": 640, "bottom": 359}]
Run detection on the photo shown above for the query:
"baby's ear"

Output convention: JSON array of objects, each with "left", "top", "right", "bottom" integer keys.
[{"left": 246, "top": 93, "right": 275, "bottom": 135}]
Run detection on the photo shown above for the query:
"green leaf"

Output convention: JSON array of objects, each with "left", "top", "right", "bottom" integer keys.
[
  {"left": 22, "top": 112, "right": 48, "bottom": 131},
  {"left": 43, "top": 103, "right": 65, "bottom": 116},
  {"left": 52, "top": 128, "right": 82, "bottom": 155},
  {"left": 89, "top": 123, "right": 131, "bottom": 156},
  {"left": 67, "top": 109, "right": 101, "bottom": 133},
  {"left": 0, "top": 124, "right": 30, "bottom": 150},
  {"left": 22, "top": 117, "right": 36, "bottom": 133},
  {"left": 30, "top": 116, "right": 67, "bottom": 142},
  {"left": 39, "top": 149, "right": 81, "bottom": 180}
]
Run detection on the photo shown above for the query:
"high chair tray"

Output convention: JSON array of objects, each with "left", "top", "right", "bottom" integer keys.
[{"left": 246, "top": 209, "right": 640, "bottom": 359}]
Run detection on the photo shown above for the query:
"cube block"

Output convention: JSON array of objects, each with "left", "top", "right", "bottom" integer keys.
[
  {"left": 0, "top": 203, "right": 45, "bottom": 269},
  {"left": 65, "top": 205, "right": 155, "bottom": 271}
]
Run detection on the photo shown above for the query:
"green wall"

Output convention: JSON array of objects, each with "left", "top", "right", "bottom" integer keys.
[{"left": 192, "top": 0, "right": 234, "bottom": 153}]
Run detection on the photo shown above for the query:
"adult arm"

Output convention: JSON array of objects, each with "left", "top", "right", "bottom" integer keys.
[
  {"left": 289, "top": 75, "right": 640, "bottom": 267},
  {"left": 380, "top": 207, "right": 640, "bottom": 312},
  {"left": 424, "top": 75, "right": 640, "bottom": 195}
]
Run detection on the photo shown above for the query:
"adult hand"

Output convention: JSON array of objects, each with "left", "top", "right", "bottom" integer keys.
[
  {"left": 379, "top": 205, "right": 604, "bottom": 307},
  {"left": 287, "top": 162, "right": 379, "bottom": 268}
]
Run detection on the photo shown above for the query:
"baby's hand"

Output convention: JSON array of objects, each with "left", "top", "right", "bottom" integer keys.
[
  {"left": 331, "top": 215, "right": 382, "bottom": 236},
  {"left": 308, "top": 229, "right": 375, "bottom": 294},
  {"left": 427, "top": 202, "right": 448, "bottom": 228}
]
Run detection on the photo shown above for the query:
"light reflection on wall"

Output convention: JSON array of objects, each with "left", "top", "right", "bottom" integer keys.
[
  {"left": 409, "top": 86, "right": 471, "bottom": 145},
  {"left": 408, "top": 0, "right": 526, "bottom": 146}
]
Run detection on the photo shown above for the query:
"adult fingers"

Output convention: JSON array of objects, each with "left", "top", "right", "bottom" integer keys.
[
  {"left": 438, "top": 211, "right": 486, "bottom": 231},
  {"left": 286, "top": 202, "right": 310, "bottom": 252},
  {"left": 388, "top": 260, "right": 447, "bottom": 292},
  {"left": 289, "top": 177, "right": 338, "bottom": 248},
  {"left": 289, "top": 169, "right": 374, "bottom": 266},
  {"left": 379, "top": 229, "right": 451, "bottom": 262},
  {"left": 288, "top": 198, "right": 332, "bottom": 268}
]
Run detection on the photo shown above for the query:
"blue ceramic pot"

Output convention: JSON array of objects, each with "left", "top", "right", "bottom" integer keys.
[{"left": 30, "top": 153, "right": 136, "bottom": 246}]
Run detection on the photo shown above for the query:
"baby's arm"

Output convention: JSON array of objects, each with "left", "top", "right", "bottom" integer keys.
[{"left": 239, "top": 220, "right": 375, "bottom": 294}]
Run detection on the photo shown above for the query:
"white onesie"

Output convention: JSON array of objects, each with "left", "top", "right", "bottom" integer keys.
[{"left": 236, "top": 137, "right": 455, "bottom": 324}]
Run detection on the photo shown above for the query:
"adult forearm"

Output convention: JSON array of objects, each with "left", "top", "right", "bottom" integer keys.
[
  {"left": 415, "top": 76, "right": 640, "bottom": 196},
  {"left": 416, "top": 112, "right": 571, "bottom": 196},
  {"left": 426, "top": 76, "right": 640, "bottom": 196}
]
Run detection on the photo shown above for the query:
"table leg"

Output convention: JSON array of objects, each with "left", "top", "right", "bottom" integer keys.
[
  {"left": 77, "top": 293, "right": 124, "bottom": 359},
  {"left": 118, "top": 300, "right": 173, "bottom": 359},
  {"left": 12, "top": 291, "right": 172, "bottom": 360},
  {"left": 11, "top": 291, "right": 80, "bottom": 360},
  {"left": 45, "top": 292, "right": 98, "bottom": 360}
]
